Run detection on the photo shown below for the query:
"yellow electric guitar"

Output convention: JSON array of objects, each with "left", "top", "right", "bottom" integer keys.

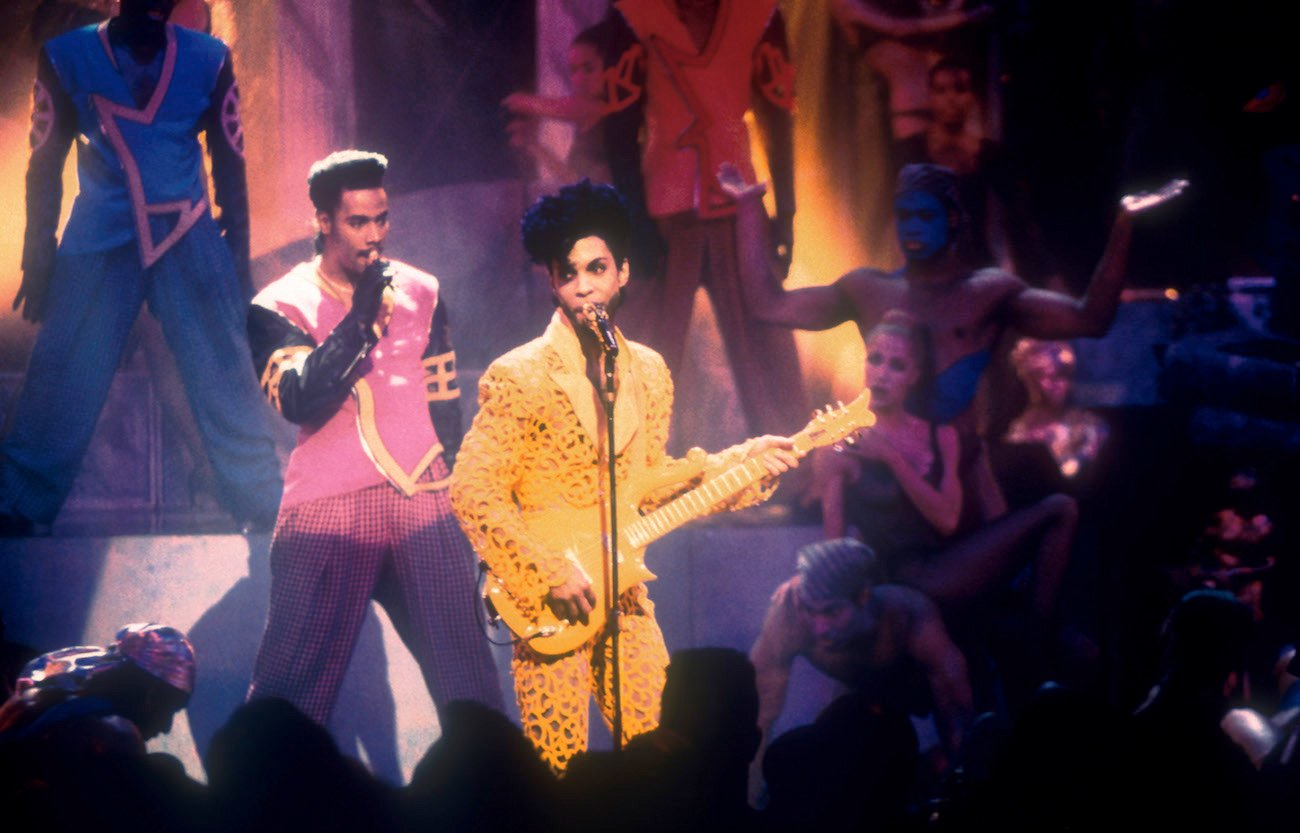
[{"left": 482, "top": 390, "right": 876, "bottom": 655}]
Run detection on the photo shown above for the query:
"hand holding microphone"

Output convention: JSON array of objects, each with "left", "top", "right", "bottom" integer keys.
[
  {"left": 355, "top": 251, "right": 395, "bottom": 338},
  {"left": 581, "top": 302, "right": 619, "bottom": 355}
]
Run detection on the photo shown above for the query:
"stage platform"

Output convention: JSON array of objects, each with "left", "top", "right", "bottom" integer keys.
[{"left": 0, "top": 515, "right": 839, "bottom": 784}]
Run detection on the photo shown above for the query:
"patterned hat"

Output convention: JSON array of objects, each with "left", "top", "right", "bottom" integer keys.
[
  {"left": 795, "top": 538, "right": 882, "bottom": 603},
  {"left": 17, "top": 645, "right": 118, "bottom": 694},
  {"left": 113, "top": 623, "right": 197, "bottom": 695},
  {"left": 17, "top": 623, "right": 196, "bottom": 698}
]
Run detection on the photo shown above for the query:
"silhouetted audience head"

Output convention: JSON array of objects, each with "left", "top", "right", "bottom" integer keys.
[
  {"left": 974, "top": 682, "right": 1134, "bottom": 832},
  {"left": 1159, "top": 588, "right": 1255, "bottom": 692},
  {"left": 660, "top": 647, "right": 761, "bottom": 766},
  {"left": 405, "top": 699, "right": 559, "bottom": 833},
  {"left": 205, "top": 697, "right": 399, "bottom": 833},
  {"left": 762, "top": 691, "right": 920, "bottom": 830},
  {"left": 562, "top": 648, "right": 765, "bottom": 833},
  {"left": 1129, "top": 590, "right": 1268, "bottom": 833}
]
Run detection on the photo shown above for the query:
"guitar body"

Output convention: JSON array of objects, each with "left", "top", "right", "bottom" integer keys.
[
  {"left": 481, "top": 391, "right": 876, "bottom": 656},
  {"left": 485, "top": 501, "right": 658, "bottom": 656}
]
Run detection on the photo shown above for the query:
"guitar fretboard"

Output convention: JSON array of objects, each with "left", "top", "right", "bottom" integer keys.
[{"left": 625, "top": 455, "right": 771, "bottom": 549}]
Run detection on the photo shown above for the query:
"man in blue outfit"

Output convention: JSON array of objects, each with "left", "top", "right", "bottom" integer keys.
[{"left": 1, "top": 0, "right": 283, "bottom": 534}]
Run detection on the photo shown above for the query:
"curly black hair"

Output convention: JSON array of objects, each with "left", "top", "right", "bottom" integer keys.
[{"left": 520, "top": 179, "right": 630, "bottom": 270}]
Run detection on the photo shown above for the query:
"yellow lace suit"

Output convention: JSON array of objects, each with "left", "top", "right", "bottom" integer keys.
[{"left": 450, "top": 311, "right": 772, "bottom": 771}]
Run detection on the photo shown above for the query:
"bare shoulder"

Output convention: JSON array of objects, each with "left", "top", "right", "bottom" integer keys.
[
  {"left": 769, "top": 576, "right": 802, "bottom": 609},
  {"left": 873, "top": 582, "right": 942, "bottom": 623},
  {"left": 754, "top": 577, "right": 810, "bottom": 661},
  {"left": 968, "top": 266, "right": 1027, "bottom": 296},
  {"left": 839, "top": 267, "right": 900, "bottom": 294}
]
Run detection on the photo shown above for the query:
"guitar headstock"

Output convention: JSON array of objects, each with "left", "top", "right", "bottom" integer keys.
[{"left": 794, "top": 390, "right": 877, "bottom": 454}]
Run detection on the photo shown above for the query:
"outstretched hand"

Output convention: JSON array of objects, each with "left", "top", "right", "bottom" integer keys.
[
  {"left": 1120, "top": 178, "right": 1189, "bottom": 214},
  {"left": 12, "top": 268, "right": 50, "bottom": 324},
  {"left": 717, "top": 162, "right": 767, "bottom": 201}
]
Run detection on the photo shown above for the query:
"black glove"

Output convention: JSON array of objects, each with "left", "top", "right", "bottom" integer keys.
[
  {"left": 13, "top": 265, "right": 52, "bottom": 324},
  {"left": 352, "top": 258, "right": 393, "bottom": 334}
]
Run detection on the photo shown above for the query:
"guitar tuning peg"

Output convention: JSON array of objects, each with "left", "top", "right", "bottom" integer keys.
[{"left": 844, "top": 434, "right": 857, "bottom": 446}]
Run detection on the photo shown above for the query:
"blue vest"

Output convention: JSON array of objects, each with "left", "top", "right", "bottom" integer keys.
[{"left": 44, "top": 22, "right": 227, "bottom": 265}]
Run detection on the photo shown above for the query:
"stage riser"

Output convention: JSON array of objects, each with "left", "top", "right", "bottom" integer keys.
[{"left": 1, "top": 523, "right": 829, "bottom": 782}]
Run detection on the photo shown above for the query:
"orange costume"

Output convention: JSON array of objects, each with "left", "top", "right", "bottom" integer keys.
[
  {"left": 450, "top": 310, "right": 773, "bottom": 770},
  {"left": 603, "top": 0, "right": 806, "bottom": 441}
]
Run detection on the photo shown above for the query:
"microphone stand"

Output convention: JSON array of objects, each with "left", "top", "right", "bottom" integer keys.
[{"left": 600, "top": 332, "right": 623, "bottom": 753}]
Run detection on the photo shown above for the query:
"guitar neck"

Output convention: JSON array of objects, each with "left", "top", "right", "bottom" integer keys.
[{"left": 625, "top": 433, "right": 818, "bottom": 550}]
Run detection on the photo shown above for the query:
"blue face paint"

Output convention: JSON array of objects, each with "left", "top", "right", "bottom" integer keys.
[{"left": 894, "top": 190, "right": 950, "bottom": 263}]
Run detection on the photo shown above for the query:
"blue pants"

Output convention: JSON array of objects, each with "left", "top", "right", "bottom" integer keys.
[{"left": 1, "top": 218, "right": 283, "bottom": 525}]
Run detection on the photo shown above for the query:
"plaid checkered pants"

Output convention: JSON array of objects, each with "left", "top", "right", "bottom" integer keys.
[{"left": 247, "top": 470, "right": 503, "bottom": 724}]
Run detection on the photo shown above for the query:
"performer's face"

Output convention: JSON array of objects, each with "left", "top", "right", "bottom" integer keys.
[
  {"left": 1021, "top": 355, "right": 1073, "bottom": 409},
  {"left": 319, "top": 188, "right": 390, "bottom": 280},
  {"left": 133, "top": 683, "right": 188, "bottom": 740},
  {"left": 864, "top": 330, "right": 919, "bottom": 411},
  {"left": 120, "top": 0, "right": 177, "bottom": 20},
  {"left": 894, "top": 190, "right": 951, "bottom": 263},
  {"left": 567, "top": 43, "right": 605, "bottom": 102},
  {"left": 930, "top": 67, "right": 974, "bottom": 130},
  {"left": 167, "top": 0, "right": 211, "bottom": 32},
  {"left": 798, "top": 595, "right": 859, "bottom": 649},
  {"left": 549, "top": 235, "right": 629, "bottom": 329}
]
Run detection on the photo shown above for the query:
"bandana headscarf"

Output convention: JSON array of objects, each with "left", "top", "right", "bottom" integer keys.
[{"left": 18, "top": 623, "right": 196, "bottom": 697}]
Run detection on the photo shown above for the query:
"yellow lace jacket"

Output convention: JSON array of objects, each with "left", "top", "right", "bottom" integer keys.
[{"left": 450, "top": 311, "right": 773, "bottom": 620}]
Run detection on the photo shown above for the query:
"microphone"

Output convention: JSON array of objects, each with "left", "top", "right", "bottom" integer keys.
[
  {"left": 582, "top": 302, "right": 619, "bottom": 355},
  {"left": 364, "top": 251, "right": 395, "bottom": 288}
]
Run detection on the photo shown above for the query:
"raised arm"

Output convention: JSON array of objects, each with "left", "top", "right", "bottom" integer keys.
[
  {"left": 855, "top": 423, "right": 962, "bottom": 536},
  {"left": 718, "top": 163, "right": 862, "bottom": 331},
  {"left": 751, "top": 9, "right": 796, "bottom": 274},
  {"left": 748, "top": 580, "right": 804, "bottom": 804},
  {"left": 247, "top": 262, "right": 390, "bottom": 425},
  {"left": 814, "top": 446, "right": 855, "bottom": 539},
  {"left": 829, "top": 0, "right": 994, "bottom": 39},
  {"left": 501, "top": 91, "right": 604, "bottom": 131},
  {"left": 202, "top": 49, "right": 252, "bottom": 301},
  {"left": 16, "top": 48, "right": 77, "bottom": 324},
  {"left": 1007, "top": 178, "right": 1188, "bottom": 338}
]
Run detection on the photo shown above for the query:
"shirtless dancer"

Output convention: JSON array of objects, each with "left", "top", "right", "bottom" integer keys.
[{"left": 722, "top": 161, "right": 1185, "bottom": 523}]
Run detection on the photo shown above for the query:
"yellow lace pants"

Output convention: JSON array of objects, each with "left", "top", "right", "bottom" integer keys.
[{"left": 511, "top": 590, "right": 668, "bottom": 772}]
